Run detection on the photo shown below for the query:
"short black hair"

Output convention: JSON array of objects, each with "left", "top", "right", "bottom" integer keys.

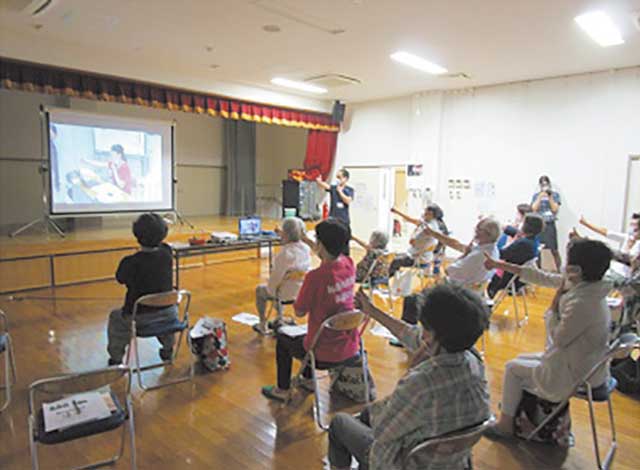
[
  {"left": 567, "top": 238, "right": 612, "bottom": 282},
  {"left": 516, "top": 203, "right": 532, "bottom": 216},
  {"left": 632, "top": 213, "right": 640, "bottom": 220},
  {"left": 133, "top": 213, "right": 168, "bottom": 247},
  {"left": 521, "top": 213, "right": 544, "bottom": 237},
  {"left": 539, "top": 175, "right": 551, "bottom": 186},
  {"left": 417, "top": 284, "right": 488, "bottom": 352},
  {"left": 338, "top": 168, "right": 350, "bottom": 180},
  {"left": 111, "top": 144, "right": 126, "bottom": 161},
  {"left": 426, "top": 203, "right": 444, "bottom": 220},
  {"left": 316, "top": 218, "right": 350, "bottom": 257}
]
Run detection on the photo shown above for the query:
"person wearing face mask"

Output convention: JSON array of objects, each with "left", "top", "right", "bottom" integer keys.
[
  {"left": 388, "top": 204, "right": 443, "bottom": 277},
  {"left": 326, "top": 285, "right": 490, "bottom": 470},
  {"left": 579, "top": 212, "right": 640, "bottom": 277},
  {"left": 531, "top": 175, "right": 562, "bottom": 271},
  {"left": 482, "top": 238, "right": 613, "bottom": 438},
  {"left": 421, "top": 217, "right": 501, "bottom": 290}
]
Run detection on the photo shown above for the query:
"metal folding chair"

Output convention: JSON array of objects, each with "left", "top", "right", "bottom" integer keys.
[
  {"left": 259, "top": 269, "right": 307, "bottom": 335},
  {"left": 526, "top": 332, "right": 640, "bottom": 470},
  {"left": 0, "top": 309, "right": 17, "bottom": 412},
  {"left": 291, "top": 310, "right": 370, "bottom": 430},
  {"left": 28, "top": 365, "right": 136, "bottom": 470},
  {"left": 412, "top": 245, "right": 437, "bottom": 288},
  {"left": 403, "top": 416, "right": 495, "bottom": 469},
  {"left": 125, "top": 290, "right": 193, "bottom": 391},
  {"left": 362, "top": 252, "right": 395, "bottom": 312}
]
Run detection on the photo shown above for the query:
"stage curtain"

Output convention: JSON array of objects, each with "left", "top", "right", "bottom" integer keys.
[
  {"left": 304, "top": 130, "right": 338, "bottom": 180},
  {"left": 224, "top": 120, "right": 256, "bottom": 216},
  {"left": 0, "top": 57, "right": 339, "bottom": 132}
]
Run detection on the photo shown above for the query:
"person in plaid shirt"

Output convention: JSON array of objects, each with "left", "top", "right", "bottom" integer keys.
[{"left": 328, "top": 285, "right": 491, "bottom": 470}]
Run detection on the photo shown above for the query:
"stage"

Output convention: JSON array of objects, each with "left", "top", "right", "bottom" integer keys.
[{"left": 0, "top": 215, "right": 286, "bottom": 294}]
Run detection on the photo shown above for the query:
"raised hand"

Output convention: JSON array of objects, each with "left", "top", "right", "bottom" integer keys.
[{"left": 355, "top": 288, "right": 375, "bottom": 315}]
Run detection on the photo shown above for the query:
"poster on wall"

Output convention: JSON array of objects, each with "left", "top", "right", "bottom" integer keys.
[{"left": 406, "top": 164, "right": 424, "bottom": 190}]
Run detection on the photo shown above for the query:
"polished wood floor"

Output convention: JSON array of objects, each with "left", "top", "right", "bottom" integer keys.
[{"left": 1, "top": 248, "right": 639, "bottom": 469}]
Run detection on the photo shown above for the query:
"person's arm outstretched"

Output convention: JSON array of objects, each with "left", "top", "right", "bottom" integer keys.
[
  {"left": 315, "top": 176, "right": 331, "bottom": 191},
  {"left": 579, "top": 216, "right": 608, "bottom": 237},
  {"left": 390, "top": 207, "right": 421, "bottom": 226}
]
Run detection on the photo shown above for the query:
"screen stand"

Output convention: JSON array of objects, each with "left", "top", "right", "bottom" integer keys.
[{"left": 9, "top": 215, "right": 65, "bottom": 238}]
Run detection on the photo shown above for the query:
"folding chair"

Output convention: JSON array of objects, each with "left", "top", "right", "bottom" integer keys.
[
  {"left": 291, "top": 310, "right": 370, "bottom": 430},
  {"left": 362, "top": 252, "right": 395, "bottom": 312},
  {"left": 28, "top": 365, "right": 136, "bottom": 470},
  {"left": 258, "top": 269, "right": 307, "bottom": 335},
  {"left": 526, "top": 332, "right": 640, "bottom": 470},
  {"left": 0, "top": 309, "right": 17, "bottom": 412},
  {"left": 403, "top": 416, "right": 495, "bottom": 470},
  {"left": 488, "top": 274, "right": 529, "bottom": 328},
  {"left": 125, "top": 290, "right": 193, "bottom": 391},
  {"left": 412, "top": 245, "right": 437, "bottom": 288}
]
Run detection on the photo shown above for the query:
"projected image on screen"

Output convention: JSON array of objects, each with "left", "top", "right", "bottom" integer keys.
[{"left": 48, "top": 109, "right": 173, "bottom": 214}]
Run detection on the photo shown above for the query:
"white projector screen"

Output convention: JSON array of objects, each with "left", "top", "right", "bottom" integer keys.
[{"left": 47, "top": 108, "right": 174, "bottom": 215}]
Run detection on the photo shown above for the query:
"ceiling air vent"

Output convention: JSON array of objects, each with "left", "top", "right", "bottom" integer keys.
[{"left": 304, "top": 74, "right": 361, "bottom": 89}]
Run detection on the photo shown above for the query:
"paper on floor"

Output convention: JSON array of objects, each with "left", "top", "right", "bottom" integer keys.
[{"left": 231, "top": 312, "right": 260, "bottom": 326}]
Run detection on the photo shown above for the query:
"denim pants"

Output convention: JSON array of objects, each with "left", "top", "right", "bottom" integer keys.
[
  {"left": 107, "top": 306, "right": 178, "bottom": 363},
  {"left": 328, "top": 408, "right": 373, "bottom": 469}
]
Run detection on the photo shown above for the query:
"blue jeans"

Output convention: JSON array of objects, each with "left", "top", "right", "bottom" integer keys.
[{"left": 107, "top": 306, "right": 178, "bottom": 363}]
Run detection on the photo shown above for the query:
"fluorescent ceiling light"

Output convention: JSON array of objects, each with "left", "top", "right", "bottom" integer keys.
[
  {"left": 574, "top": 11, "right": 624, "bottom": 47},
  {"left": 390, "top": 51, "right": 448, "bottom": 75},
  {"left": 271, "top": 77, "right": 327, "bottom": 94}
]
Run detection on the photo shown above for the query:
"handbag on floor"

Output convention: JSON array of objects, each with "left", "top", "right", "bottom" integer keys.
[
  {"left": 189, "top": 317, "right": 230, "bottom": 372},
  {"left": 611, "top": 356, "right": 640, "bottom": 395},
  {"left": 329, "top": 353, "right": 377, "bottom": 403},
  {"left": 513, "top": 390, "right": 574, "bottom": 447}
]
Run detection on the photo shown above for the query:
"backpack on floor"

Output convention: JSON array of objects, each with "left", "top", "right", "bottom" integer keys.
[
  {"left": 329, "top": 353, "right": 377, "bottom": 403},
  {"left": 189, "top": 317, "right": 230, "bottom": 372}
]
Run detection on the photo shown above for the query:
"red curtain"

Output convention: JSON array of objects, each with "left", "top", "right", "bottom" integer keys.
[
  {"left": 0, "top": 57, "right": 339, "bottom": 132},
  {"left": 304, "top": 130, "right": 338, "bottom": 180}
]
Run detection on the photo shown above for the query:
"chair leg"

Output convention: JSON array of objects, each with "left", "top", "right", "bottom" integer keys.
[
  {"left": 134, "top": 331, "right": 193, "bottom": 392},
  {"left": 29, "top": 416, "right": 39, "bottom": 470},
  {"left": 361, "top": 340, "right": 370, "bottom": 406},
  {"left": 586, "top": 385, "right": 604, "bottom": 469},
  {"left": 128, "top": 396, "right": 137, "bottom": 470},
  {"left": 1, "top": 342, "right": 13, "bottom": 412},
  {"left": 521, "top": 290, "right": 529, "bottom": 325},
  {"left": 310, "top": 359, "right": 327, "bottom": 431},
  {"left": 511, "top": 284, "right": 521, "bottom": 328}
]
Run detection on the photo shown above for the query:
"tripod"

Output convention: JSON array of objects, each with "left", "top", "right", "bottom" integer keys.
[{"left": 9, "top": 163, "right": 65, "bottom": 238}]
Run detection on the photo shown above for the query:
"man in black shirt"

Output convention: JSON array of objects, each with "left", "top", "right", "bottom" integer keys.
[
  {"left": 316, "top": 168, "right": 355, "bottom": 255},
  {"left": 107, "top": 213, "right": 179, "bottom": 365}
]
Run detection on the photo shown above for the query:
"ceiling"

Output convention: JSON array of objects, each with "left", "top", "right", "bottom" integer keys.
[{"left": 1, "top": 0, "right": 639, "bottom": 106}]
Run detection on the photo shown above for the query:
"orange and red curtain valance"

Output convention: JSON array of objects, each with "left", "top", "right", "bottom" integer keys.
[{"left": 0, "top": 57, "right": 339, "bottom": 132}]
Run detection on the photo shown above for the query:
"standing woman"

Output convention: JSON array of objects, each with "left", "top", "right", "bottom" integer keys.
[{"left": 532, "top": 175, "right": 561, "bottom": 271}]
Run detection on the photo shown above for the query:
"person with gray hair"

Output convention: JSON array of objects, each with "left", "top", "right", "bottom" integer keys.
[
  {"left": 253, "top": 217, "right": 311, "bottom": 334},
  {"left": 422, "top": 217, "right": 501, "bottom": 289},
  {"left": 352, "top": 230, "right": 390, "bottom": 283}
]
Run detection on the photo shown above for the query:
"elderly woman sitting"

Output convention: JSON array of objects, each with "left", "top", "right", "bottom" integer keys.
[
  {"left": 353, "top": 230, "right": 390, "bottom": 283},
  {"left": 253, "top": 217, "right": 311, "bottom": 335},
  {"left": 328, "top": 285, "right": 490, "bottom": 470}
]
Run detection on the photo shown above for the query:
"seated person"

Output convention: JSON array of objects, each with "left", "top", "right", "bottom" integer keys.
[
  {"left": 388, "top": 205, "right": 442, "bottom": 277},
  {"left": 253, "top": 217, "right": 311, "bottom": 334},
  {"left": 107, "top": 213, "right": 178, "bottom": 365},
  {"left": 423, "top": 217, "right": 500, "bottom": 288},
  {"left": 328, "top": 286, "right": 490, "bottom": 470},
  {"left": 497, "top": 203, "right": 532, "bottom": 250},
  {"left": 486, "top": 213, "right": 544, "bottom": 299},
  {"left": 261, "top": 218, "right": 359, "bottom": 401},
  {"left": 483, "top": 239, "right": 612, "bottom": 437},
  {"left": 580, "top": 213, "right": 639, "bottom": 277},
  {"left": 353, "top": 230, "right": 390, "bottom": 283}
]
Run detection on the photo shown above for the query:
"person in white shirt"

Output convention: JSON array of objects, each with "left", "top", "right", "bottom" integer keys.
[
  {"left": 388, "top": 205, "right": 442, "bottom": 277},
  {"left": 253, "top": 217, "right": 311, "bottom": 334},
  {"left": 422, "top": 217, "right": 501, "bottom": 288},
  {"left": 579, "top": 213, "right": 639, "bottom": 276}
]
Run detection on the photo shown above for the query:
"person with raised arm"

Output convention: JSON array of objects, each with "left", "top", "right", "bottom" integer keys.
[
  {"left": 482, "top": 239, "right": 612, "bottom": 439},
  {"left": 327, "top": 286, "right": 490, "bottom": 470},
  {"left": 531, "top": 175, "right": 562, "bottom": 270},
  {"left": 352, "top": 231, "right": 390, "bottom": 283}
]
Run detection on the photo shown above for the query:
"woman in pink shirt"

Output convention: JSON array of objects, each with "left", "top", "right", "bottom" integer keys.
[{"left": 262, "top": 218, "right": 360, "bottom": 402}]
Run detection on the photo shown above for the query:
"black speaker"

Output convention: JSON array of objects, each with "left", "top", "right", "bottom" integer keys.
[
  {"left": 282, "top": 180, "right": 300, "bottom": 217},
  {"left": 332, "top": 100, "right": 346, "bottom": 123}
]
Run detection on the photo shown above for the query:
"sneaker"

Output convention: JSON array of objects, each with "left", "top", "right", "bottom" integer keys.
[
  {"left": 261, "top": 385, "right": 289, "bottom": 402},
  {"left": 108, "top": 358, "right": 121, "bottom": 366},
  {"left": 159, "top": 348, "right": 173, "bottom": 362},
  {"left": 252, "top": 323, "right": 268, "bottom": 335},
  {"left": 388, "top": 338, "right": 404, "bottom": 348}
]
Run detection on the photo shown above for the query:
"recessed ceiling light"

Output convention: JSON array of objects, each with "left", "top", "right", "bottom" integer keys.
[
  {"left": 271, "top": 77, "right": 327, "bottom": 94},
  {"left": 390, "top": 51, "right": 448, "bottom": 75},
  {"left": 574, "top": 11, "right": 624, "bottom": 47},
  {"left": 263, "top": 24, "right": 281, "bottom": 33}
]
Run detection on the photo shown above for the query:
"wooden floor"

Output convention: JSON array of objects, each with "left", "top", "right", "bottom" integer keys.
[{"left": 1, "top": 248, "right": 639, "bottom": 469}]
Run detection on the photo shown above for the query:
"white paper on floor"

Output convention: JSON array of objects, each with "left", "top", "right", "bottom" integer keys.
[
  {"left": 231, "top": 312, "right": 260, "bottom": 326},
  {"left": 369, "top": 323, "right": 397, "bottom": 340},
  {"left": 322, "top": 456, "right": 357, "bottom": 469}
]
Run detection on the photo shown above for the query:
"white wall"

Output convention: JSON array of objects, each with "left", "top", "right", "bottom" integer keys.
[{"left": 336, "top": 67, "right": 640, "bottom": 251}]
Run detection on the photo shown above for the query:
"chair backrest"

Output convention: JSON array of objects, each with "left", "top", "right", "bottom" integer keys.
[
  {"left": 0, "top": 309, "right": 8, "bottom": 333},
  {"left": 307, "top": 310, "right": 366, "bottom": 353},
  {"left": 28, "top": 365, "right": 131, "bottom": 414},
  {"left": 403, "top": 416, "right": 495, "bottom": 468},
  {"left": 363, "top": 252, "right": 394, "bottom": 284},
  {"left": 132, "top": 289, "right": 191, "bottom": 320},
  {"left": 276, "top": 269, "right": 307, "bottom": 299}
]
